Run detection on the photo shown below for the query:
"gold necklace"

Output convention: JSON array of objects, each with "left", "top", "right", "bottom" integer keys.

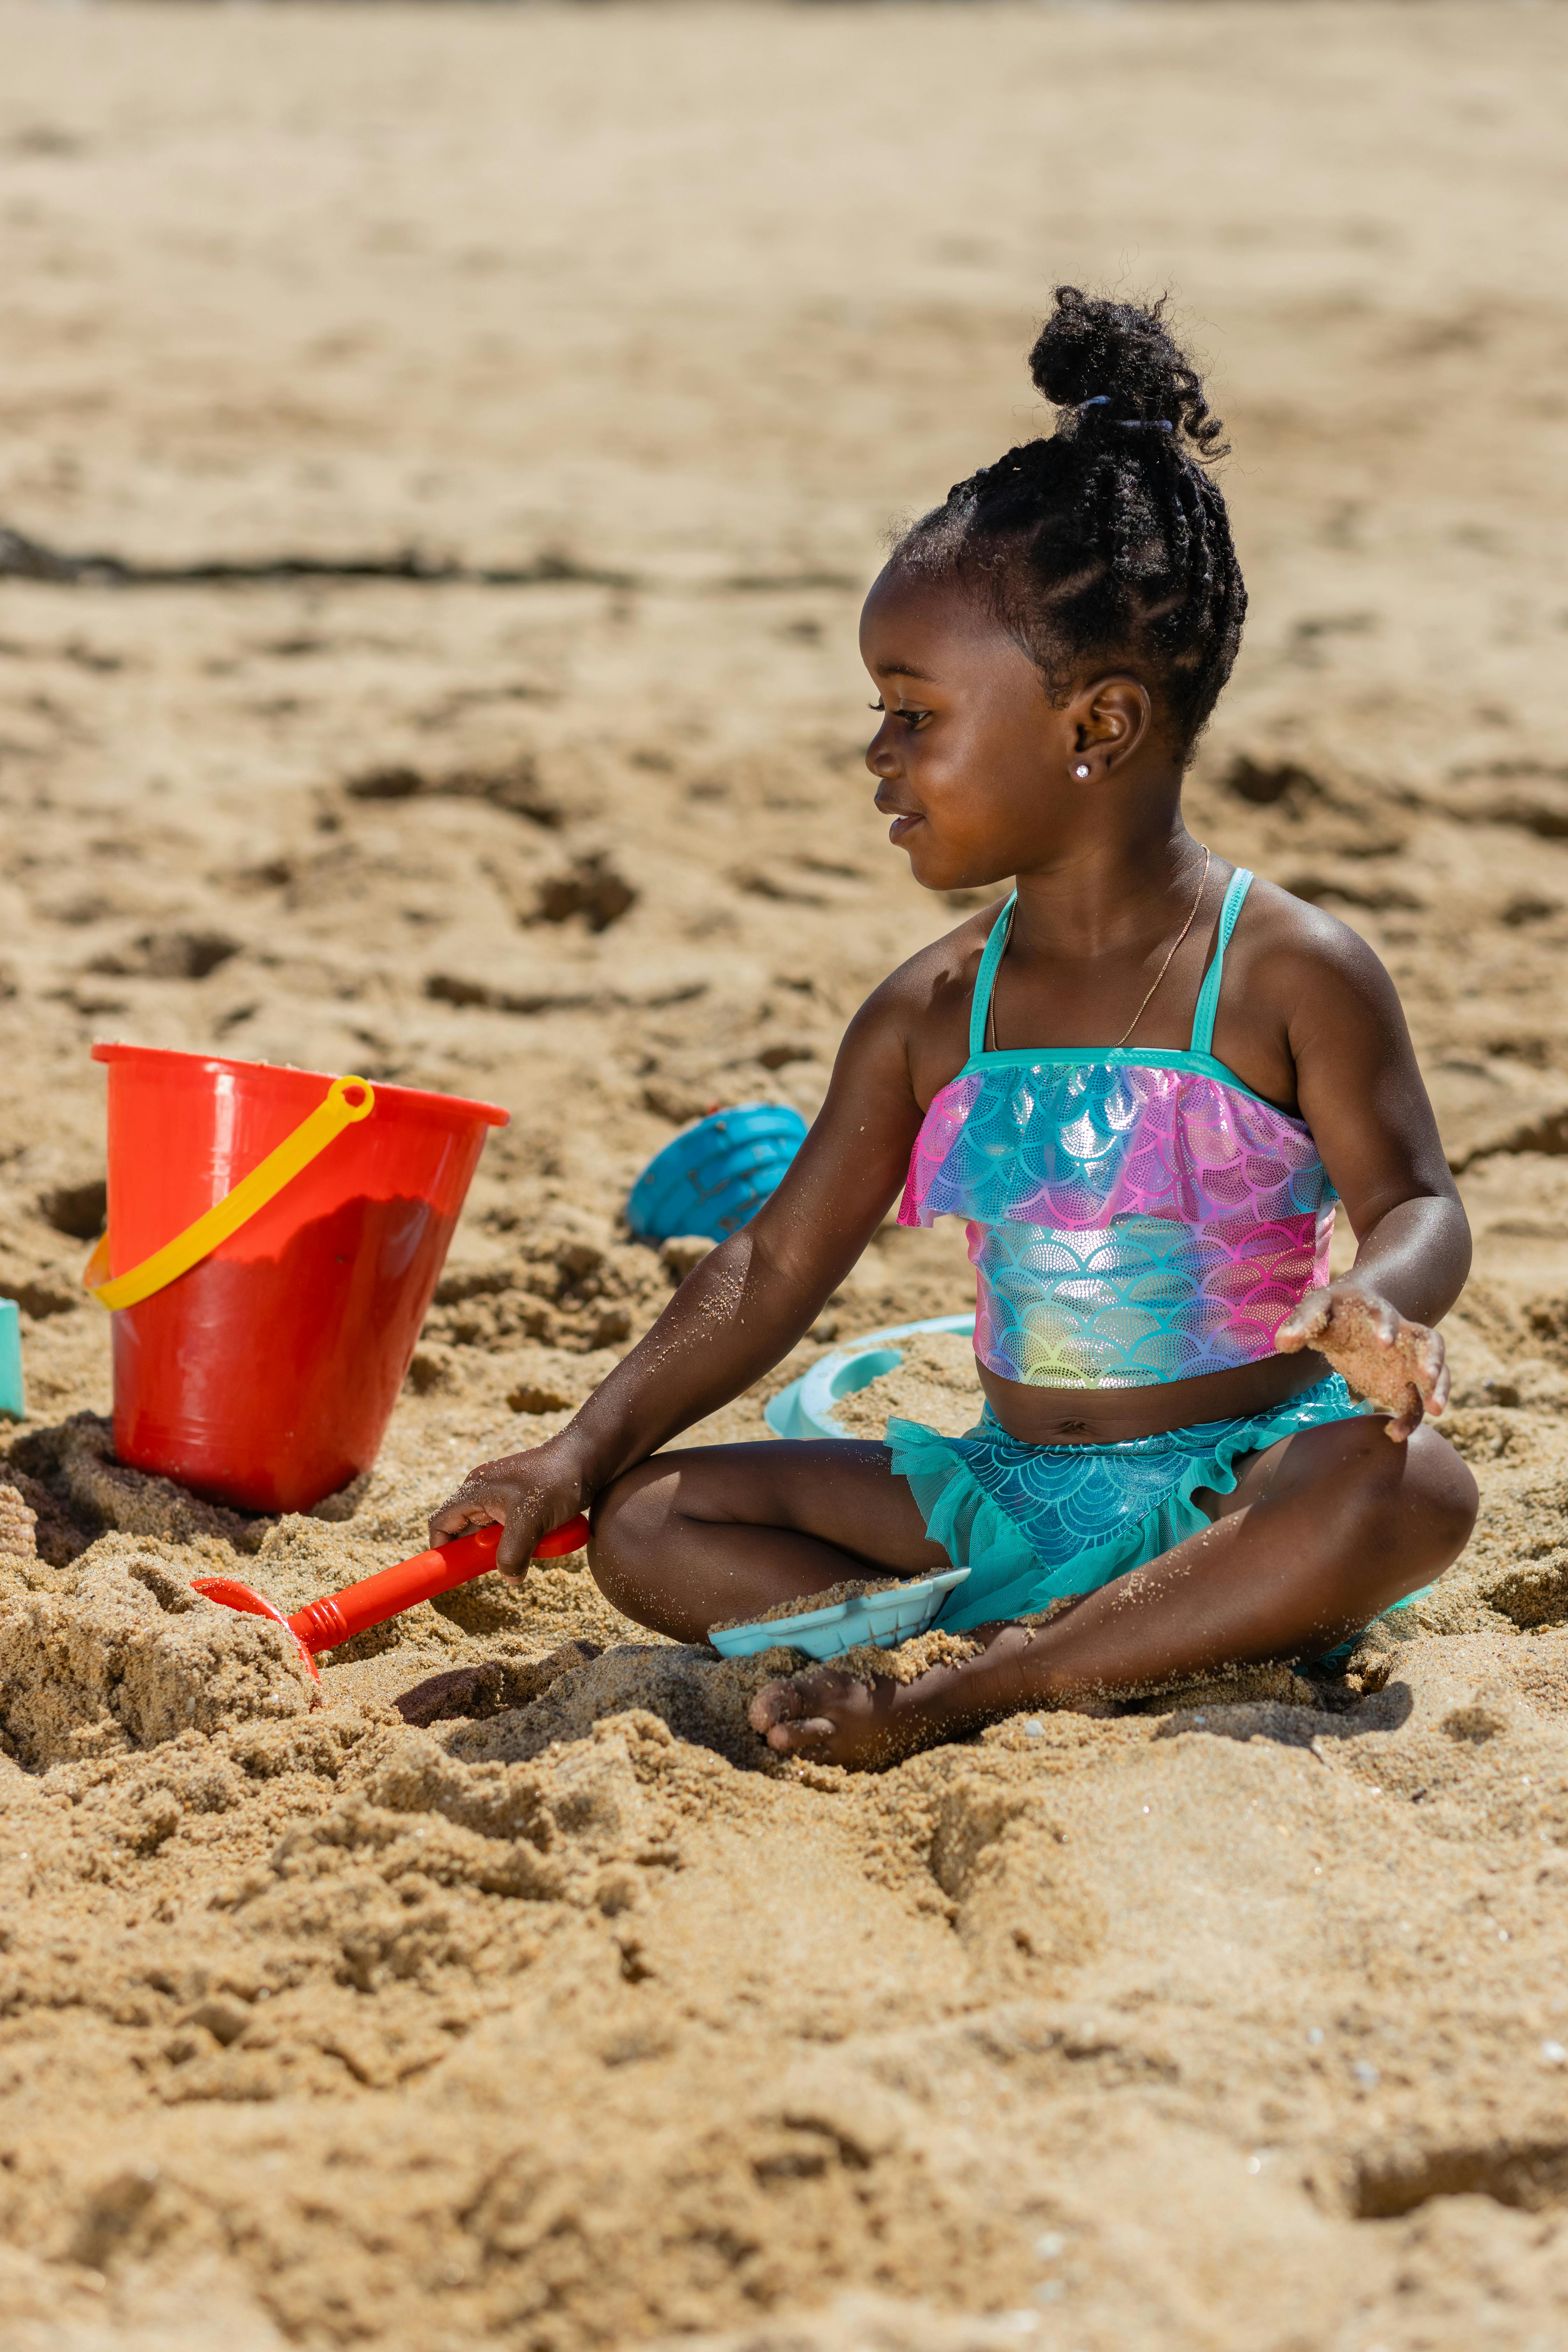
[
  {"left": 1113, "top": 845, "right": 1212, "bottom": 1048},
  {"left": 986, "top": 847, "right": 1213, "bottom": 1054}
]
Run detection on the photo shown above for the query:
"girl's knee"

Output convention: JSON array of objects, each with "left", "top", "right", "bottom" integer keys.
[
  {"left": 588, "top": 1461, "right": 670, "bottom": 1581},
  {"left": 1367, "top": 1426, "right": 1477, "bottom": 1572},
  {"left": 587, "top": 1459, "right": 715, "bottom": 1631}
]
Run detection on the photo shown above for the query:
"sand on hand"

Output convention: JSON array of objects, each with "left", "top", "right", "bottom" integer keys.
[{"left": 2, "top": 6, "right": 1568, "bottom": 2347}]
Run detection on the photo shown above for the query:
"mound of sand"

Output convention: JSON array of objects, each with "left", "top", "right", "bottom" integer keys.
[
  {"left": 831, "top": 1332, "right": 984, "bottom": 1442},
  {"left": 0, "top": 1538, "right": 312, "bottom": 1769}
]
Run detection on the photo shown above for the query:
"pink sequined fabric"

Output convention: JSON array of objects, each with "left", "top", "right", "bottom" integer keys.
[{"left": 899, "top": 1055, "right": 1335, "bottom": 1388}]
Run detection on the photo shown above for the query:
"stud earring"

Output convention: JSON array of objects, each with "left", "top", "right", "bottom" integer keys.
[{"left": 1073, "top": 763, "right": 1092, "bottom": 779}]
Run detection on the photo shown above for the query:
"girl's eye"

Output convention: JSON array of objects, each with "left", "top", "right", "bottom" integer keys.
[{"left": 868, "top": 698, "right": 885, "bottom": 712}]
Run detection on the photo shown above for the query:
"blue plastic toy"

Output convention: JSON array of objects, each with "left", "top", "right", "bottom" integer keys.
[
  {"left": 628, "top": 1103, "right": 808, "bottom": 1245},
  {"left": 0, "top": 1300, "right": 25, "bottom": 1421},
  {"left": 708, "top": 1567, "right": 971, "bottom": 1660},
  {"left": 764, "top": 1314, "right": 975, "bottom": 1440}
]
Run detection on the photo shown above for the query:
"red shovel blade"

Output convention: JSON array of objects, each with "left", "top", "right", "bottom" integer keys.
[
  {"left": 192, "top": 1511, "right": 591, "bottom": 1671},
  {"left": 189, "top": 1575, "right": 322, "bottom": 1683}
]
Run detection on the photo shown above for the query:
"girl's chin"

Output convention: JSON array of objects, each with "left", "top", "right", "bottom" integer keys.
[
  {"left": 892, "top": 827, "right": 945, "bottom": 883},
  {"left": 903, "top": 845, "right": 971, "bottom": 892},
  {"left": 890, "top": 822, "right": 995, "bottom": 897}
]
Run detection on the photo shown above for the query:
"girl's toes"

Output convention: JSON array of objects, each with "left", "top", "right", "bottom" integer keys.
[
  {"left": 749, "top": 1669, "right": 868, "bottom": 1756},
  {"left": 748, "top": 1677, "right": 804, "bottom": 1734},
  {"left": 766, "top": 1714, "right": 837, "bottom": 1754},
  {"left": 750, "top": 1674, "right": 838, "bottom": 1742}
]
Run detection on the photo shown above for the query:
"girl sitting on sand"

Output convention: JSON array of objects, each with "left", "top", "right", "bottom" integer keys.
[{"left": 428, "top": 288, "right": 1477, "bottom": 1766}]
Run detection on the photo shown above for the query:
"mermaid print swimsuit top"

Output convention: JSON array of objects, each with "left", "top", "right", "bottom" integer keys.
[{"left": 898, "top": 869, "right": 1336, "bottom": 1389}]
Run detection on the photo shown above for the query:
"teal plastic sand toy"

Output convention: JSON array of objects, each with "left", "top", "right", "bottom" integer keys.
[
  {"left": 708, "top": 1566, "right": 971, "bottom": 1661},
  {"left": 628, "top": 1104, "right": 807, "bottom": 1245},
  {"left": 0, "top": 1300, "right": 24, "bottom": 1421},
  {"left": 764, "top": 1313, "right": 975, "bottom": 1440}
]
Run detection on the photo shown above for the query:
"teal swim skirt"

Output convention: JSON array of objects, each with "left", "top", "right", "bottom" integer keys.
[{"left": 889, "top": 1373, "right": 1380, "bottom": 1633}]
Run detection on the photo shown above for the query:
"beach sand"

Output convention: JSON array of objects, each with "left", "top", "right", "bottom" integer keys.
[{"left": 2, "top": 3, "right": 1567, "bottom": 2344}]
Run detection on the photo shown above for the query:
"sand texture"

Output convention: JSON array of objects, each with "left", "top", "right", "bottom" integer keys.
[
  {"left": 3, "top": 3, "right": 1568, "bottom": 2345},
  {"left": 710, "top": 1576, "right": 905, "bottom": 1631},
  {"left": 831, "top": 1332, "right": 986, "bottom": 1442}
]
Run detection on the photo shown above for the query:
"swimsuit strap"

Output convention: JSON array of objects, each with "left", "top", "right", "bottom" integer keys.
[
  {"left": 968, "top": 892, "right": 1018, "bottom": 1060},
  {"left": 1189, "top": 867, "right": 1254, "bottom": 1057}
]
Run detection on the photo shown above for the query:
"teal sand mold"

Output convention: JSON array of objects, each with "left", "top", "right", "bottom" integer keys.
[{"left": 0, "top": 1300, "right": 25, "bottom": 1421}]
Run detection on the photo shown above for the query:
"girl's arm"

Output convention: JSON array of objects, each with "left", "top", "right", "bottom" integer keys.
[
  {"left": 428, "top": 983, "right": 928, "bottom": 1570},
  {"left": 1268, "top": 910, "right": 1471, "bottom": 1440}
]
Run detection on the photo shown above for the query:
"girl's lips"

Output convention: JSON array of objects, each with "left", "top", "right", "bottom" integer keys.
[{"left": 887, "top": 812, "right": 924, "bottom": 844}]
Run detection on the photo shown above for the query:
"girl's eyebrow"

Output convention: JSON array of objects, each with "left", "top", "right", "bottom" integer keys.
[{"left": 876, "top": 660, "right": 936, "bottom": 681}]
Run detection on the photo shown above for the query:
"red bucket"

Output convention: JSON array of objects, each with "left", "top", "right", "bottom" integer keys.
[{"left": 90, "top": 1045, "right": 508, "bottom": 1513}]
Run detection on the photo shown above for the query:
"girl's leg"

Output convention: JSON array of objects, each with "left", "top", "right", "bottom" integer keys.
[
  {"left": 750, "top": 1415, "right": 1479, "bottom": 1766},
  {"left": 588, "top": 1440, "right": 946, "bottom": 1643}
]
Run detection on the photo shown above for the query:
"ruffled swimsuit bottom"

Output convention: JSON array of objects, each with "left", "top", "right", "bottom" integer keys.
[{"left": 890, "top": 1372, "right": 1419, "bottom": 1635}]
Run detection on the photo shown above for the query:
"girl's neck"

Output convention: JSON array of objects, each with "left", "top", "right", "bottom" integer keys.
[{"left": 1008, "top": 819, "right": 1204, "bottom": 961}]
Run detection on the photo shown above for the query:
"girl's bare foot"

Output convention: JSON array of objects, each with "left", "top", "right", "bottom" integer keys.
[
  {"left": 1276, "top": 1281, "right": 1448, "bottom": 1442},
  {"left": 749, "top": 1663, "right": 952, "bottom": 1766},
  {"left": 749, "top": 1631, "right": 1021, "bottom": 1766}
]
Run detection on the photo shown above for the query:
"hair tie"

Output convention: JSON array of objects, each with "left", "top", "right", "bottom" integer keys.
[{"left": 1074, "top": 395, "right": 1175, "bottom": 433}]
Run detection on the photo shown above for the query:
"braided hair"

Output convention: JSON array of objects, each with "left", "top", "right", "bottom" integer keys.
[{"left": 895, "top": 287, "right": 1246, "bottom": 754}]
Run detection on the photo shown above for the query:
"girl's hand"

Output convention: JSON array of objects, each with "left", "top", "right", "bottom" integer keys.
[
  {"left": 428, "top": 1438, "right": 590, "bottom": 1581},
  {"left": 1276, "top": 1282, "right": 1449, "bottom": 1443}
]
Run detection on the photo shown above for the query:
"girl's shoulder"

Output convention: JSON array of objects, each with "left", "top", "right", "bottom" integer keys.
[
  {"left": 843, "top": 901, "right": 1004, "bottom": 1102},
  {"left": 858, "top": 898, "right": 1005, "bottom": 1023},
  {"left": 1227, "top": 870, "right": 1403, "bottom": 1000},
  {"left": 1216, "top": 870, "right": 1416, "bottom": 1101}
]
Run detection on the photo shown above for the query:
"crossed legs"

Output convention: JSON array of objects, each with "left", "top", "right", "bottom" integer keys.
[{"left": 589, "top": 1417, "right": 1477, "bottom": 1766}]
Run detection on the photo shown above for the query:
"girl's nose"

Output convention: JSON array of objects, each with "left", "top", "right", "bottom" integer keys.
[{"left": 866, "top": 727, "right": 898, "bottom": 778}]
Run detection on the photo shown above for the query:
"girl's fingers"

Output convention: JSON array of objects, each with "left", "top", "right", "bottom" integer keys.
[
  {"left": 428, "top": 1497, "right": 500, "bottom": 1543},
  {"left": 430, "top": 1474, "right": 553, "bottom": 1573},
  {"left": 1405, "top": 1326, "right": 1444, "bottom": 1409},
  {"left": 496, "top": 1510, "right": 547, "bottom": 1576},
  {"left": 1276, "top": 1301, "right": 1327, "bottom": 1352},
  {"left": 1279, "top": 1293, "right": 1451, "bottom": 1433},
  {"left": 428, "top": 1458, "right": 512, "bottom": 1541}
]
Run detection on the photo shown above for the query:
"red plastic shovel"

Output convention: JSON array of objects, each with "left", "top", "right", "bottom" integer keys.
[{"left": 191, "top": 1513, "right": 591, "bottom": 1686}]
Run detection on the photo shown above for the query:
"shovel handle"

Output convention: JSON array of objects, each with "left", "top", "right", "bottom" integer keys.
[{"left": 287, "top": 1512, "right": 590, "bottom": 1654}]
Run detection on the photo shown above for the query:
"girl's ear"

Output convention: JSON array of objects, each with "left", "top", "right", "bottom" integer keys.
[{"left": 1069, "top": 675, "right": 1154, "bottom": 776}]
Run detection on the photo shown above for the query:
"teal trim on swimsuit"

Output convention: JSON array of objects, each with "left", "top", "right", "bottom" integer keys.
[
  {"left": 951, "top": 1043, "right": 1310, "bottom": 1126},
  {"left": 1190, "top": 867, "right": 1252, "bottom": 1057},
  {"left": 966, "top": 865, "right": 1256, "bottom": 1065},
  {"left": 967, "top": 891, "right": 1018, "bottom": 1061}
]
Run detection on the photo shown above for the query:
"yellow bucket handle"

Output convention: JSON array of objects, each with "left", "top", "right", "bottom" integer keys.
[{"left": 84, "top": 1074, "right": 376, "bottom": 1312}]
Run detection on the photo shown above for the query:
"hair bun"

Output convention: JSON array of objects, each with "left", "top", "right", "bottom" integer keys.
[{"left": 1028, "top": 286, "right": 1227, "bottom": 456}]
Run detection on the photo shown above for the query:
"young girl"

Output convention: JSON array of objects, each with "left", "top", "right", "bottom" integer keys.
[{"left": 427, "top": 288, "right": 1476, "bottom": 1767}]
